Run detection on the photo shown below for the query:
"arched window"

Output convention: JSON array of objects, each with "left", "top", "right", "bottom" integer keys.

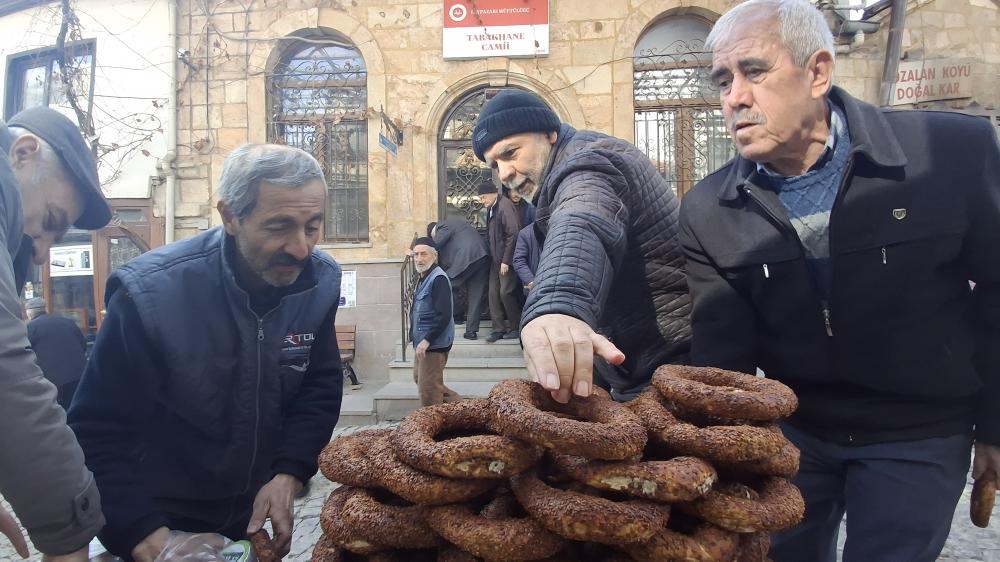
[
  {"left": 267, "top": 30, "right": 368, "bottom": 243},
  {"left": 633, "top": 15, "right": 734, "bottom": 197}
]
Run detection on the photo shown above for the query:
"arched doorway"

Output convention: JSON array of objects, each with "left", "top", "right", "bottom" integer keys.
[{"left": 437, "top": 86, "right": 555, "bottom": 231}]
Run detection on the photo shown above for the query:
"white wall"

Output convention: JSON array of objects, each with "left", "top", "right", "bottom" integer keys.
[{"left": 0, "top": 0, "right": 173, "bottom": 199}]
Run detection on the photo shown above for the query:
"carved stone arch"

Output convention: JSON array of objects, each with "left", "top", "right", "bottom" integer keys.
[{"left": 610, "top": 0, "right": 728, "bottom": 137}]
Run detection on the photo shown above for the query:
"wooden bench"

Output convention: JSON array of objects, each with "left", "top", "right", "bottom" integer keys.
[{"left": 336, "top": 324, "right": 362, "bottom": 389}]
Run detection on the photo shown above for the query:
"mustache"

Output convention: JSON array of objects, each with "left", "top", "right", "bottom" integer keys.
[
  {"left": 730, "top": 110, "right": 767, "bottom": 130},
  {"left": 269, "top": 254, "right": 309, "bottom": 268}
]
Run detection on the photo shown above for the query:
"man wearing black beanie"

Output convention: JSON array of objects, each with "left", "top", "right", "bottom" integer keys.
[{"left": 473, "top": 89, "right": 691, "bottom": 403}]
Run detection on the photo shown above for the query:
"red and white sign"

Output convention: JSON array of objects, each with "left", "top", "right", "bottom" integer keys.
[
  {"left": 443, "top": 0, "right": 549, "bottom": 60},
  {"left": 890, "top": 58, "right": 974, "bottom": 106}
]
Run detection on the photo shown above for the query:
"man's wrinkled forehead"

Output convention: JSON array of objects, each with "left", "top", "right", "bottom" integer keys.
[
  {"left": 710, "top": 13, "right": 782, "bottom": 66},
  {"left": 711, "top": 30, "right": 787, "bottom": 74}
]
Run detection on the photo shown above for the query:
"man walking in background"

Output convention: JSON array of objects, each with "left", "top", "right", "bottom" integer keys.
[
  {"left": 410, "top": 237, "right": 461, "bottom": 405},
  {"left": 430, "top": 218, "right": 490, "bottom": 340},
  {"left": 481, "top": 181, "right": 522, "bottom": 343}
]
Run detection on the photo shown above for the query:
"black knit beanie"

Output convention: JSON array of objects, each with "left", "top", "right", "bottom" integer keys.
[{"left": 472, "top": 90, "right": 561, "bottom": 161}]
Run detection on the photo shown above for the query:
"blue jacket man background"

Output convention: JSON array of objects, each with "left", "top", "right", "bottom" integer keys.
[
  {"left": 410, "top": 236, "right": 461, "bottom": 406},
  {"left": 69, "top": 144, "right": 344, "bottom": 561}
]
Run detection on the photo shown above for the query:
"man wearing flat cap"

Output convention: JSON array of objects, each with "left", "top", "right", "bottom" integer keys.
[
  {"left": 409, "top": 236, "right": 461, "bottom": 406},
  {"left": 0, "top": 106, "right": 111, "bottom": 560},
  {"left": 472, "top": 89, "right": 691, "bottom": 403}
]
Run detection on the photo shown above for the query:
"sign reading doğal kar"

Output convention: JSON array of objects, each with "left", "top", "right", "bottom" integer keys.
[
  {"left": 890, "top": 58, "right": 974, "bottom": 106},
  {"left": 442, "top": 0, "right": 549, "bottom": 60}
]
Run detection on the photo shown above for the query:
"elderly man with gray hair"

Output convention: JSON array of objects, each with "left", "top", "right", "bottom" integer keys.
[
  {"left": 69, "top": 144, "right": 345, "bottom": 561},
  {"left": 0, "top": 106, "right": 111, "bottom": 562},
  {"left": 680, "top": 0, "right": 1000, "bottom": 560}
]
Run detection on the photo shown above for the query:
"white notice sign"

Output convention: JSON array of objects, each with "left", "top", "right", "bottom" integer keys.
[{"left": 340, "top": 270, "right": 357, "bottom": 308}]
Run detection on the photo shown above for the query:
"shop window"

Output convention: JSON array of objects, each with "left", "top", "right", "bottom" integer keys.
[
  {"left": 4, "top": 40, "right": 95, "bottom": 120},
  {"left": 46, "top": 229, "right": 97, "bottom": 337},
  {"left": 633, "top": 15, "right": 734, "bottom": 197},
  {"left": 266, "top": 29, "right": 369, "bottom": 243}
]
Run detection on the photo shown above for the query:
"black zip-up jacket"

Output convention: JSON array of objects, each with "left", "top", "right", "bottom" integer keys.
[
  {"left": 69, "top": 228, "right": 343, "bottom": 557},
  {"left": 680, "top": 87, "right": 1000, "bottom": 445}
]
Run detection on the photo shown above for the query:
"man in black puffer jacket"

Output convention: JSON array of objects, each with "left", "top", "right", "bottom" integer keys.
[{"left": 472, "top": 90, "right": 691, "bottom": 402}]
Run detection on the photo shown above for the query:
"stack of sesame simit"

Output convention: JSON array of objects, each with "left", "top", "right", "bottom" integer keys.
[{"left": 312, "top": 365, "right": 805, "bottom": 561}]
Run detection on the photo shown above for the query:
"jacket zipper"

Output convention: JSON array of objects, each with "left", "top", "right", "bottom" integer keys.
[
  {"left": 762, "top": 264, "right": 770, "bottom": 278},
  {"left": 881, "top": 247, "right": 887, "bottom": 265},
  {"left": 215, "top": 270, "right": 323, "bottom": 528},
  {"left": 825, "top": 157, "right": 856, "bottom": 338},
  {"left": 242, "top": 316, "right": 264, "bottom": 496},
  {"left": 822, "top": 305, "right": 833, "bottom": 336},
  {"left": 220, "top": 315, "right": 265, "bottom": 529}
]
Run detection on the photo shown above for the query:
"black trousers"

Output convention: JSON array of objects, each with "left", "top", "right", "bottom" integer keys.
[
  {"left": 488, "top": 260, "right": 522, "bottom": 333},
  {"left": 450, "top": 257, "right": 489, "bottom": 333}
]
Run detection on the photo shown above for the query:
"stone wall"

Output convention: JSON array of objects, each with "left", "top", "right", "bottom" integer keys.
[
  {"left": 167, "top": 0, "right": 999, "bottom": 381},
  {"left": 169, "top": 0, "right": 749, "bottom": 254}
]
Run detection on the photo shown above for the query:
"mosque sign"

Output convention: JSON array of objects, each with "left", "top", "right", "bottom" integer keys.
[
  {"left": 443, "top": 0, "right": 549, "bottom": 60},
  {"left": 891, "top": 58, "right": 974, "bottom": 106}
]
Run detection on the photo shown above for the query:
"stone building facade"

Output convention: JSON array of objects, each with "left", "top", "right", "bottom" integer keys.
[{"left": 168, "top": 0, "right": 1000, "bottom": 381}]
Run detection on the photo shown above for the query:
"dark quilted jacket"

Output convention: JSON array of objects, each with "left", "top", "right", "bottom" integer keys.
[{"left": 523, "top": 124, "right": 691, "bottom": 398}]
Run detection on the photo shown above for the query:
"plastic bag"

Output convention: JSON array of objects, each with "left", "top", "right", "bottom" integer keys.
[{"left": 151, "top": 532, "right": 231, "bottom": 562}]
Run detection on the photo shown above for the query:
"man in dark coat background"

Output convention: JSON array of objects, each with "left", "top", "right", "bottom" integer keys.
[
  {"left": 472, "top": 90, "right": 691, "bottom": 402},
  {"left": 25, "top": 297, "right": 87, "bottom": 410},
  {"left": 480, "top": 181, "right": 522, "bottom": 343},
  {"left": 512, "top": 224, "right": 541, "bottom": 296},
  {"left": 430, "top": 218, "right": 490, "bottom": 340}
]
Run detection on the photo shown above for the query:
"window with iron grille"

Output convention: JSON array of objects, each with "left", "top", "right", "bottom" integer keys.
[
  {"left": 266, "top": 30, "right": 368, "bottom": 243},
  {"left": 4, "top": 40, "right": 95, "bottom": 120},
  {"left": 633, "top": 15, "right": 734, "bottom": 197}
]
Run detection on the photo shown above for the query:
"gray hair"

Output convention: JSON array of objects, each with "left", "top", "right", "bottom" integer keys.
[
  {"left": 706, "top": 0, "right": 835, "bottom": 67},
  {"left": 6, "top": 126, "right": 72, "bottom": 184},
  {"left": 215, "top": 143, "right": 327, "bottom": 220}
]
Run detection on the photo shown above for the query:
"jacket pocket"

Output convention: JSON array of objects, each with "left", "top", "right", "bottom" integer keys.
[
  {"left": 166, "top": 357, "right": 234, "bottom": 442},
  {"left": 278, "top": 346, "right": 310, "bottom": 411},
  {"left": 713, "top": 245, "right": 802, "bottom": 294}
]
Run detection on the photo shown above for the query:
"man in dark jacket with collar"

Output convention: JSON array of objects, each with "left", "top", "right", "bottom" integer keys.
[
  {"left": 0, "top": 107, "right": 110, "bottom": 562},
  {"left": 69, "top": 144, "right": 344, "bottom": 561},
  {"left": 680, "top": 0, "right": 1000, "bottom": 560},
  {"left": 473, "top": 90, "right": 691, "bottom": 402},
  {"left": 430, "top": 218, "right": 489, "bottom": 339},
  {"left": 480, "top": 181, "right": 523, "bottom": 343}
]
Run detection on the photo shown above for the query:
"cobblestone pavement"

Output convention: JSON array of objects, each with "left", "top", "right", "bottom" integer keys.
[{"left": 3, "top": 423, "right": 999, "bottom": 561}]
